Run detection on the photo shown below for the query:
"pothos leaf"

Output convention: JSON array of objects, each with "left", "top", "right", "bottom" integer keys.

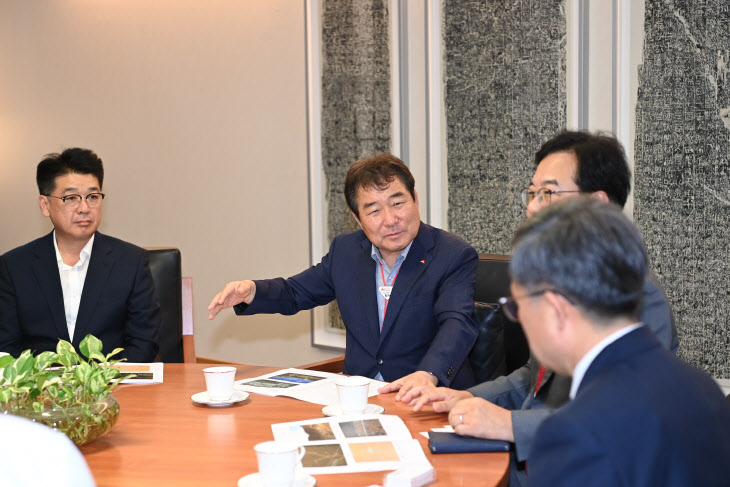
[
  {"left": 79, "top": 335, "right": 103, "bottom": 358},
  {"left": 0, "top": 355, "right": 14, "bottom": 369}
]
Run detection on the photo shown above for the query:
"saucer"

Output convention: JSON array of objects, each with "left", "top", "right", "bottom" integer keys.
[
  {"left": 237, "top": 472, "right": 316, "bottom": 487},
  {"left": 322, "top": 403, "right": 384, "bottom": 417},
  {"left": 191, "top": 390, "right": 249, "bottom": 407}
]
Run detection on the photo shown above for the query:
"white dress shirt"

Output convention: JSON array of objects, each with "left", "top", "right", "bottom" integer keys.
[
  {"left": 569, "top": 323, "right": 642, "bottom": 399},
  {"left": 53, "top": 231, "right": 94, "bottom": 342},
  {"left": 371, "top": 242, "right": 412, "bottom": 381}
]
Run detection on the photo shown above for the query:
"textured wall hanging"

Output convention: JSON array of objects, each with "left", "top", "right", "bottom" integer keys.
[
  {"left": 443, "top": 0, "right": 567, "bottom": 254},
  {"left": 634, "top": 0, "right": 730, "bottom": 377},
  {"left": 316, "top": 0, "right": 392, "bottom": 346}
]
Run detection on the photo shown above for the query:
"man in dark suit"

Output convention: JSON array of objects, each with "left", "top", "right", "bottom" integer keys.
[
  {"left": 208, "top": 153, "right": 478, "bottom": 391},
  {"left": 400, "top": 131, "right": 678, "bottom": 486},
  {"left": 0, "top": 148, "right": 160, "bottom": 362},
  {"left": 513, "top": 198, "right": 730, "bottom": 485}
]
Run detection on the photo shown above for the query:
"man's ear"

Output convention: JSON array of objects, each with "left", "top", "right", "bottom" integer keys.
[
  {"left": 352, "top": 211, "right": 362, "bottom": 228},
  {"left": 38, "top": 195, "right": 50, "bottom": 217},
  {"left": 543, "top": 291, "right": 574, "bottom": 334},
  {"left": 589, "top": 190, "right": 610, "bottom": 204},
  {"left": 414, "top": 189, "right": 419, "bottom": 206}
]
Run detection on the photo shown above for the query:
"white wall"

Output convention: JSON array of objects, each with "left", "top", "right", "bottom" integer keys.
[
  {"left": 0, "top": 1, "right": 339, "bottom": 366},
  {"left": 0, "top": 1, "right": 639, "bottom": 366},
  {"left": 584, "top": 0, "right": 643, "bottom": 217}
]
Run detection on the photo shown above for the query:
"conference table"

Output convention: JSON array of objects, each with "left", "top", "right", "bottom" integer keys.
[{"left": 81, "top": 363, "right": 508, "bottom": 486}]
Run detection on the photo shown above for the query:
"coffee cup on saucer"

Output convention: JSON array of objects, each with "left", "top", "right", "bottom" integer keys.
[
  {"left": 254, "top": 441, "right": 305, "bottom": 487},
  {"left": 203, "top": 366, "right": 236, "bottom": 401},
  {"left": 336, "top": 375, "right": 370, "bottom": 414}
]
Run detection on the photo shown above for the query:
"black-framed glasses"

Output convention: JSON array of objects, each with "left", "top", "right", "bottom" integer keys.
[
  {"left": 499, "top": 289, "right": 572, "bottom": 322},
  {"left": 520, "top": 188, "right": 582, "bottom": 207},
  {"left": 45, "top": 192, "right": 105, "bottom": 210}
]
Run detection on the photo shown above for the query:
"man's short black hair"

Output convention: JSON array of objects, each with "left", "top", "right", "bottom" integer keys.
[
  {"left": 344, "top": 153, "right": 416, "bottom": 217},
  {"left": 535, "top": 131, "right": 631, "bottom": 208},
  {"left": 36, "top": 148, "right": 104, "bottom": 195},
  {"left": 511, "top": 197, "right": 647, "bottom": 322}
]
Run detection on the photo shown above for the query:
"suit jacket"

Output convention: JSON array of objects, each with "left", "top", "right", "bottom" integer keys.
[
  {"left": 469, "top": 275, "right": 677, "bottom": 487},
  {"left": 235, "top": 223, "right": 479, "bottom": 388},
  {"left": 0, "top": 232, "right": 160, "bottom": 362},
  {"left": 528, "top": 326, "right": 730, "bottom": 486}
]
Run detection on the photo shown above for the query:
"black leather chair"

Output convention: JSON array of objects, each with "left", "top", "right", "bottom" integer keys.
[
  {"left": 146, "top": 248, "right": 184, "bottom": 363},
  {"left": 468, "top": 254, "right": 530, "bottom": 383}
]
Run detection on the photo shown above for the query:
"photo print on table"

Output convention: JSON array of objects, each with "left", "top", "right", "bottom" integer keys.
[
  {"left": 301, "top": 444, "right": 347, "bottom": 468},
  {"left": 349, "top": 442, "right": 400, "bottom": 463},
  {"left": 268, "top": 373, "right": 327, "bottom": 384},
  {"left": 339, "top": 419, "right": 387, "bottom": 438},
  {"left": 301, "top": 423, "right": 337, "bottom": 441},
  {"left": 240, "top": 379, "right": 297, "bottom": 389}
]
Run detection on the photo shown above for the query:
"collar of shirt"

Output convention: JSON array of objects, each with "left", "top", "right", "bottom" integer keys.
[
  {"left": 569, "top": 322, "right": 643, "bottom": 399},
  {"left": 370, "top": 241, "right": 413, "bottom": 273},
  {"left": 53, "top": 231, "right": 95, "bottom": 270}
]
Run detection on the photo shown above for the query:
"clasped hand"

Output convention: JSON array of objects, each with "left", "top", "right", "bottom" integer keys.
[{"left": 391, "top": 385, "right": 515, "bottom": 442}]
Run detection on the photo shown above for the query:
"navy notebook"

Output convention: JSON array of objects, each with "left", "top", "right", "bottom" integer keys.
[{"left": 427, "top": 431, "right": 510, "bottom": 454}]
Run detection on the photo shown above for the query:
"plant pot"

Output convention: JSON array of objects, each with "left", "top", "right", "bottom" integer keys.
[{"left": 4, "top": 395, "right": 120, "bottom": 446}]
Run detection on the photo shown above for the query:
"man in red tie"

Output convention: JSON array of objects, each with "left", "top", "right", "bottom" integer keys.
[{"left": 400, "top": 131, "right": 678, "bottom": 486}]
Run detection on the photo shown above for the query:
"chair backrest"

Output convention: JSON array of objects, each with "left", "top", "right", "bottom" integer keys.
[
  {"left": 182, "top": 276, "right": 196, "bottom": 363},
  {"left": 474, "top": 254, "right": 511, "bottom": 304},
  {"left": 469, "top": 254, "right": 530, "bottom": 383},
  {"left": 146, "top": 248, "right": 183, "bottom": 363}
]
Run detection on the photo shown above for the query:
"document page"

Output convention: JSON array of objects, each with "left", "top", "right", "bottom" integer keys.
[
  {"left": 271, "top": 414, "right": 430, "bottom": 474},
  {"left": 114, "top": 362, "right": 164, "bottom": 384},
  {"left": 234, "top": 368, "right": 386, "bottom": 406}
]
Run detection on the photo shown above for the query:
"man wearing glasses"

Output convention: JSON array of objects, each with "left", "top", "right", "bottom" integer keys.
[
  {"left": 507, "top": 198, "right": 730, "bottom": 485},
  {"left": 401, "top": 131, "right": 678, "bottom": 486},
  {"left": 0, "top": 148, "right": 160, "bottom": 361}
]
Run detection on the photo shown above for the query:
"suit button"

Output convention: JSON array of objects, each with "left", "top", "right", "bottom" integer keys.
[
  {"left": 377, "top": 358, "right": 384, "bottom": 365},
  {"left": 447, "top": 366, "right": 454, "bottom": 378}
]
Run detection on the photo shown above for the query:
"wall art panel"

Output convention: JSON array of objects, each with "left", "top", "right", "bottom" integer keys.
[
  {"left": 443, "top": 0, "right": 567, "bottom": 254},
  {"left": 316, "top": 0, "right": 392, "bottom": 345},
  {"left": 634, "top": 0, "right": 730, "bottom": 376}
]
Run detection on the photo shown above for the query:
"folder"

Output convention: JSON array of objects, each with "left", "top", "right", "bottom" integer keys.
[{"left": 427, "top": 431, "right": 510, "bottom": 454}]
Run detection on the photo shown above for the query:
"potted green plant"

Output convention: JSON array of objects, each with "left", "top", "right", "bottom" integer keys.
[{"left": 0, "top": 334, "right": 129, "bottom": 446}]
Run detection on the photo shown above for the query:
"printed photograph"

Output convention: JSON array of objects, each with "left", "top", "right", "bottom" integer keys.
[
  {"left": 301, "top": 422, "right": 336, "bottom": 441},
  {"left": 301, "top": 443, "right": 347, "bottom": 467},
  {"left": 270, "top": 372, "right": 327, "bottom": 384},
  {"left": 349, "top": 441, "right": 400, "bottom": 463},
  {"left": 118, "top": 372, "right": 154, "bottom": 380},
  {"left": 241, "top": 379, "right": 297, "bottom": 389},
  {"left": 113, "top": 365, "right": 152, "bottom": 372},
  {"left": 339, "top": 419, "right": 386, "bottom": 438}
]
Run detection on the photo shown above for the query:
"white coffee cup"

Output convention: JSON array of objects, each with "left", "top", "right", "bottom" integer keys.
[
  {"left": 254, "top": 441, "right": 305, "bottom": 487},
  {"left": 203, "top": 366, "right": 236, "bottom": 401},
  {"left": 336, "top": 375, "right": 370, "bottom": 414}
]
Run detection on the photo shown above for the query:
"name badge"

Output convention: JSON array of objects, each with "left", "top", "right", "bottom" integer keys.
[{"left": 379, "top": 286, "right": 393, "bottom": 300}]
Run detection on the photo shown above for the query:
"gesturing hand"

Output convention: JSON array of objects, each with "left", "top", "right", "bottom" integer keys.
[{"left": 208, "top": 280, "right": 256, "bottom": 319}]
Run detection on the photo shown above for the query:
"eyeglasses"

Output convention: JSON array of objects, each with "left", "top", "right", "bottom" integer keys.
[
  {"left": 520, "top": 188, "right": 582, "bottom": 207},
  {"left": 45, "top": 192, "right": 105, "bottom": 210},
  {"left": 499, "top": 289, "right": 572, "bottom": 322}
]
